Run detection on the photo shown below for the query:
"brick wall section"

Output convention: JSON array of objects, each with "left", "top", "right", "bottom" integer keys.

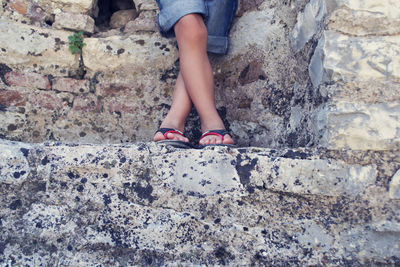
[
  {"left": 0, "top": 90, "right": 27, "bottom": 107},
  {"left": 53, "top": 77, "right": 90, "bottom": 94},
  {"left": 96, "top": 83, "right": 133, "bottom": 97},
  {"left": 4, "top": 71, "right": 51, "bottom": 90},
  {"left": 29, "top": 91, "right": 66, "bottom": 110},
  {"left": 73, "top": 95, "right": 103, "bottom": 112}
]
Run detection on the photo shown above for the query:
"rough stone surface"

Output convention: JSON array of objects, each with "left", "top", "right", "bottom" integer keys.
[
  {"left": 1, "top": 1, "right": 400, "bottom": 264},
  {"left": 1, "top": 139, "right": 399, "bottom": 266},
  {"left": 389, "top": 169, "right": 400, "bottom": 200},
  {"left": 110, "top": 9, "right": 137, "bottom": 29},
  {"left": 82, "top": 33, "right": 178, "bottom": 79},
  {"left": 310, "top": 31, "right": 400, "bottom": 88},
  {"left": 315, "top": 101, "right": 400, "bottom": 151},
  {"left": 124, "top": 16, "right": 157, "bottom": 33},
  {"left": 52, "top": 77, "right": 90, "bottom": 94},
  {"left": 35, "top": 0, "right": 96, "bottom": 14},
  {"left": 54, "top": 12, "right": 95, "bottom": 33},
  {"left": 4, "top": 71, "right": 51, "bottom": 90},
  {"left": 0, "top": 19, "right": 78, "bottom": 76}
]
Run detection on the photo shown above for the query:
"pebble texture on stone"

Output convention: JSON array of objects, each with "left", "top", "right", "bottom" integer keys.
[{"left": 1, "top": 139, "right": 399, "bottom": 266}]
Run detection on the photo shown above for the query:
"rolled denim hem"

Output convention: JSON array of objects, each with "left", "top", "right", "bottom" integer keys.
[
  {"left": 157, "top": 1, "right": 206, "bottom": 38},
  {"left": 207, "top": 35, "right": 229, "bottom": 55}
]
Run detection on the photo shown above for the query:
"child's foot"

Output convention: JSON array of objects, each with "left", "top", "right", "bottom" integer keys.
[
  {"left": 154, "top": 127, "right": 189, "bottom": 143},
  {"left": 199, "top": 129, "right": 234, "bottom": 146}
]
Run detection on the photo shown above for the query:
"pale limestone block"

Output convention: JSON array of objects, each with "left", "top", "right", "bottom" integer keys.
[
  {"left": 152, "top": 149, "right": 243, "bottom": 197},
  {"left": 254, "top": 157, "right": 377, "bottom": 197},
  {"left": 337, "top": 0, "right": 400, "bottom": 19},
  {"left": 389, "top": 169, "right": 400, "bottom": 199},
  {"left": 54, "top": 12, "right": 95, "bottom": 33},
  {"left": 82, "top": 33, "right": 178, "bottom": 79},
  {"left": 310, "top": 31, "right": 400, "bottom": 88},
  {"left": 35, "top": 0, "right": 96, "bottom": 13},
  {"left": 328, "top": 5, "right": 400, "bottom": 36},
  {"left": 291, "top": 0, "right": 400, "bottom": 52},
  {"left": 0, "top": 19, "right": 78, "bottom": 75},
  {"left": 315, "top": 101, "right": 400, "bottom": 150},
  {"left": 133, "top": 0, "right": 158, "bottom": 11}
]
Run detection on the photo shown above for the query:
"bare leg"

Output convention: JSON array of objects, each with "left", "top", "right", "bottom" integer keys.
[
  {"left": 153, "top": 72, "right": 191, "bottom": 142},
  {"left": 173, "top": 14, "right": 234, "bottom": 145}
]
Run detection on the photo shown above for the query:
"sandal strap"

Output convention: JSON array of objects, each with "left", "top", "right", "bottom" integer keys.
[
  {"left": 157, "top": 128, "right": 185, "bottom": 139},
  {"left": 200, "top": 130, "right": 229, "bottom": 142}
]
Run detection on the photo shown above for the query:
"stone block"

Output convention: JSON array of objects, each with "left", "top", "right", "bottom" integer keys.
[
  {"left": 124, "top": 17, "right": 157, "bottom": 33},
  {"left": 35, "top": 0, "right": 96, "bottom": 14},
  {"left": 255, "top": 157, "right": 377, "bottom": 197},
  {"left": 291, "top": 0, "right": 400, "bottom": 51},
  {"left": 0, "top": 19, "right": 78, "bottom": 76},
  {"left": 52, "top": 77, "right": 90, "bottom": 94},
  {"left": 95, "top": 82, "right": 134, "bottom": 97},
  {"left": 0, "top": 90, "right": 27, "bottom": 107},
  {"left": 328, "top": 4, "right": 400, "bottom": 36},
  {"left": 72, "top": 95, "right": 102, "bottom": 112},
  {"left": 7, "top": 0, "right": 47, "bottom": 23},
  {"left": 54, "top": 12, "right": 95, "bottom": 33},
  {"left": 152, "top": 149, "right": 243, "bottom": 197},
  {"left": 107, "top": 99, "right": 137, "bottom": 114},
  {"left": 310, "top": 31, "right": 400, "bottom": 88},
  {"left": 315, "top": 101, "right": 400, "bottom": 150},
  {"left": 133, "top": 0, "right": 158, "bottom": 11},
  {"left": 0, "top": 140, "right": 399, "bottom": 265},
  {"left": 4, "top": 71, "right": 51, "bottom": 90},
  {"left": 82, "top": 34, "right": 178, "bottom": 79},
  {"left": 110, "top": 9, "right": 137, "bottom": 29},
  {"left": 29, "top": 91, "right": 67, "bottom": 111}
]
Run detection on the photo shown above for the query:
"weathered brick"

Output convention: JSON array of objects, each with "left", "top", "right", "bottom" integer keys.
[
  {"left": 73, "top": 95, "right": 102, "bottom": 112},
  {"left": 96, "top": 83, "right": 133, "bottom": 97},
  {"left": 30, "top": 91, "right": 65, "bottom": 110},
  {"left": 4, "top": 71, "right": 50, "bottom": 90},
  {"left": 53, "top": 78, "right": 90, "bottom": 94},
  {"left": 0, "top": 90, "right": 27, "bottom": 107},
  {"left": 108, "top": 100, "right": 137, "bottom": 114}
]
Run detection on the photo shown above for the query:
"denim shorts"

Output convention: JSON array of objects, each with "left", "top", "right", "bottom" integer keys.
[{"left": 155, "top": 0, "right": 238, "bottom": 54}]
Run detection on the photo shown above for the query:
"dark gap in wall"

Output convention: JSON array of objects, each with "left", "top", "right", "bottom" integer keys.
[{"left": 95, "top": 0, "right": 135, "bottom": 31}]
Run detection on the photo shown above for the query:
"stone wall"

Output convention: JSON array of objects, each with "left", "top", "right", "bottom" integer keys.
[
  {"left": 1, "top": 0, "right": 400, "bottom": 266},
  {"left": 292, "top": 0, "right": 400, "bottom": 150},
  {"left": 0, "top": 0, "right": 317, "bottom": 147}
]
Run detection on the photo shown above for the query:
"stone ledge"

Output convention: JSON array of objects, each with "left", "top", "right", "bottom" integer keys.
[
  {"left": 0, "top": 139, "right": 380, "bottom": 199},
  {"left": 1, "top": 139, "right": 399, "bottom": 265}
]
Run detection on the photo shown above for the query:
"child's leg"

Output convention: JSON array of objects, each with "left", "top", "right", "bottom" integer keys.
[
  {"left": 153, "top": 72, "right": 191, "bottom": 142},
  {"left": 173, "top": 14, "right": 234, "bottom": 145}
]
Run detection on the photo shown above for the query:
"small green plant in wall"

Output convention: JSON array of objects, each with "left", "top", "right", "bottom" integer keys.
[{"left": 68, "top": 31, "right": 86, "bottom": 55}]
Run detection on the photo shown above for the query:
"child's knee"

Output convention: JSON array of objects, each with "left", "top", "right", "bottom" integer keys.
[{"left": 175, "top": 14, "right": 207, "bottom": 44}]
